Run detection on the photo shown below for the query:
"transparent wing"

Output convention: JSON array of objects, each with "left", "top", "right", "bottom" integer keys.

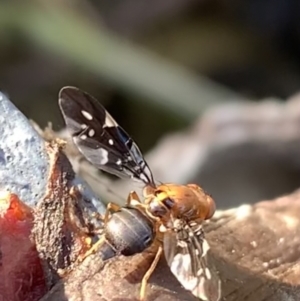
[
  {"left": 163, "top": 223, "right": 221, "bottom": 301},
  {"left": 58, "top": 86, "right": 154, "bottom": 185}
]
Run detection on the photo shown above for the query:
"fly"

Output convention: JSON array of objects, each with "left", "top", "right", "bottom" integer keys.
[{"left": 58, "top": 86, "right": 221, "bottom": 301}]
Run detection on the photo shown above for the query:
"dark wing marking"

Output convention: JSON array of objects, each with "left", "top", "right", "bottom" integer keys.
[
  {"left": 58, "top": 86, "right": 154, "bottom": 185},
  {"left": 163, "top": 222, "right": 221, "bottom": 301}
]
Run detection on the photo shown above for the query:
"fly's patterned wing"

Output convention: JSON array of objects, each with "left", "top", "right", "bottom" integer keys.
[
  {"left": 58, "top": 86, "right": 154, "bottom": 185},
  {"left": 163, "top": 221, "right": 221, "bottom": 301}
]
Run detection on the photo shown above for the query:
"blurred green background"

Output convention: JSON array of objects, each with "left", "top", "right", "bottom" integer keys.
[{"left": 2, "top": 1, "right": 300, "bottom": 150}]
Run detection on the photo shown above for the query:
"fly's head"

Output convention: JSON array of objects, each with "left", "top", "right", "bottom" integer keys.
[{"left": 143, "top": 185, "right": 176, "bottom": 227}]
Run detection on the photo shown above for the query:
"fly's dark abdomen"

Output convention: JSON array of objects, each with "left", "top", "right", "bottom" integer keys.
[
  {"left": 104, "top": 207, "right": 155, "bottom": 257},
  {"left": 98, "top": 241, "right": 117, "bottom": 261}
]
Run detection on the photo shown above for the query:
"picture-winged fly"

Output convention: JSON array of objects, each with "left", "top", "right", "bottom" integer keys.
[{"left": 58, "top": 86, "right": 221, "bottom": 301}]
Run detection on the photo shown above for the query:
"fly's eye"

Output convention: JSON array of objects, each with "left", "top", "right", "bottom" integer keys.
[
  {"left": 155, "top": 190, "right": 174, "bottom": 209},
  {"left": 162, "top": 197, "right": 174, "bottom": 209},
  {"left": 154, "top": 190, "right": 163, "bottom": 196},
  {"left": 155, "top": 190, "right": 169, "bottom": 202},
  {"left": 149, "top": 202, "right": 167, "bottom": 218}
]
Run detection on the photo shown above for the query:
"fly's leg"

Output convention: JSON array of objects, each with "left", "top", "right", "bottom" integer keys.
[
  {"left": 78, "top": 202, "right": 121, "bottom": 262},
  {"left": 103, "top": 202, "right": 121, "bottom": 223},
  {"left": 77, "top": 236, "right": 107, "bottom": 263},
  {"left": 126, "top": 191, "right": 142, "bottom": 205},
  {"left": 139, "top": 244, "right": 163, "bottom": 301},
  {"left": 90, "top": 201, "right": 119, "bottom": 229},
  {"left": 127, "top": 190, "right": 149, "bottom": 213}
]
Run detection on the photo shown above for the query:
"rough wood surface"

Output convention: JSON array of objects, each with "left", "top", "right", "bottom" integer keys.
[
  {"left": 40, "top": 190, "right": 300, "bottom": 301},
  {"left": 209, "top": 190, "right": 300, "bottom": 301},
  {"left": 33, "top": 140, "right": 94, "bottom": 289}
]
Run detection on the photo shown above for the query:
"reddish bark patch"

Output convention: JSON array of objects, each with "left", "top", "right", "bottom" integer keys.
[{"left": 0, "top": 192, "right": 47, "bottom": 301}]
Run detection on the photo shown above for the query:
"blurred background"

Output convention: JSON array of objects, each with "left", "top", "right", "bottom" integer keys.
[{"left": 2, "top": 0, "right": 300, "bottom": 209}]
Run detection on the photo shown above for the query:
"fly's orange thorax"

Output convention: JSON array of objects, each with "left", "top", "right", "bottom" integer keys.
[{"left": 143, "top": 183, "right": 215, "bottom": 226}]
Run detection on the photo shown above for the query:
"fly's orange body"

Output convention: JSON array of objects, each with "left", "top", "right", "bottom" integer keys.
[{"left": 143, "top": 183, "right": 216, "bottom": 228}]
